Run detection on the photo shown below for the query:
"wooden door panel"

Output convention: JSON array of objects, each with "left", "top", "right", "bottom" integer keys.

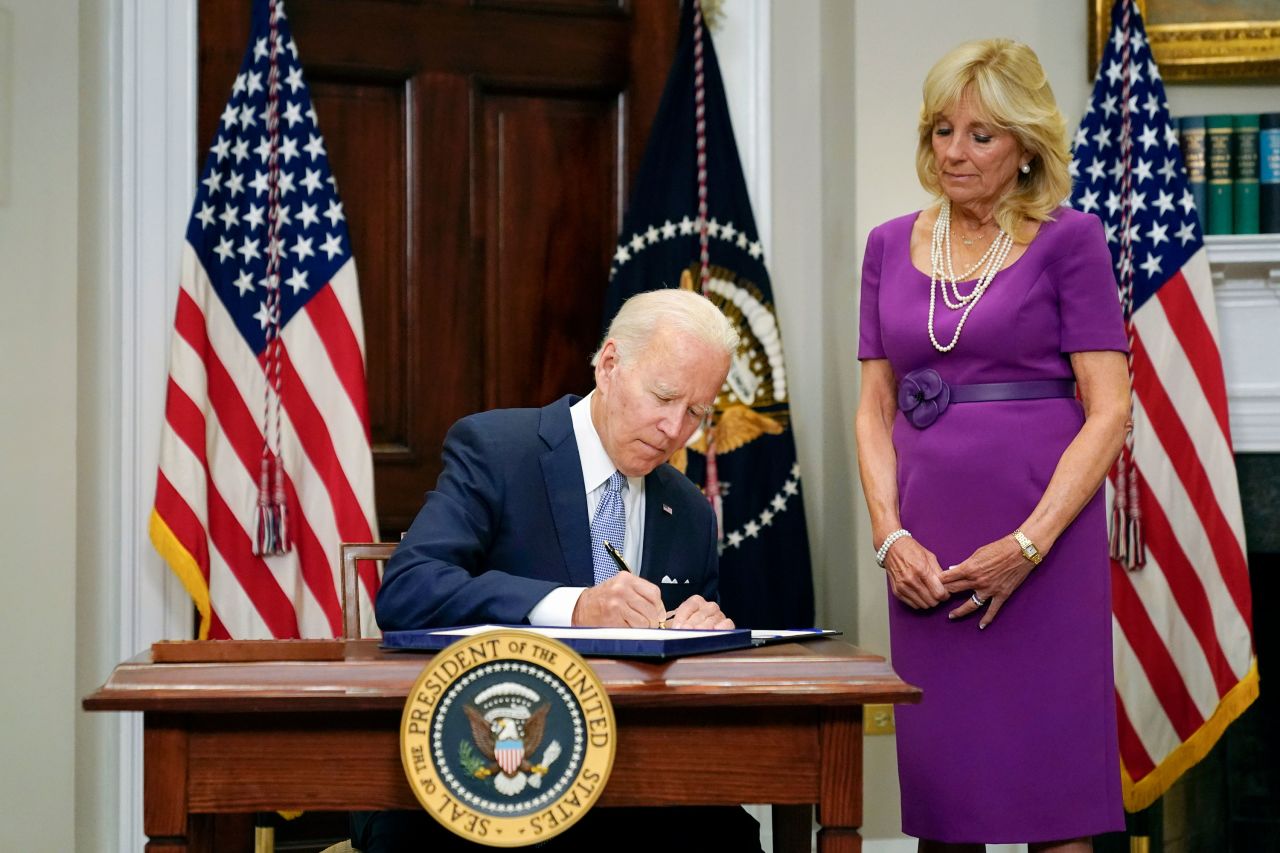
[
  {"left": 480, "top": 0, "right": 621, "bottom": 12},
  {"left": 481, "top": 92, "right": 618, "bottom": 409},
  {"left": 289, "top": 4, "right": 631, "bottom": 85},
  {"left": 309, "top": 79, "right": 409, "bottom": 458},
  {"left": 378, "top": 72, "right": 481, "bottom": 532},
  {"left": 200, "top": 0, "right": 679, "bottom": 539}
]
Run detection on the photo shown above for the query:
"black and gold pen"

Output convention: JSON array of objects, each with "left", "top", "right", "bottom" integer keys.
[
  {"left": 603, "top": 540, "right": 675, "bottom": 628},
  {"left": 602, "top": 540, "right": 631, "bottom": 574}
]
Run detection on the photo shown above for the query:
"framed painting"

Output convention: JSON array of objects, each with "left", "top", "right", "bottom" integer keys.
[{"left": 1089, "top": 0, "right": 1280, "bottom": 82}]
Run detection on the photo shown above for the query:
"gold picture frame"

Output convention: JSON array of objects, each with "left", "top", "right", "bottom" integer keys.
[{"left": 1089, "top": 0, "right": 1280, "bottom": 82}]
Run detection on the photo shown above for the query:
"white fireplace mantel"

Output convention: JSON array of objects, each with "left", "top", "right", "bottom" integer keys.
[{"left": 1210, "top": 234, "right": 1280, "bottom": 453}]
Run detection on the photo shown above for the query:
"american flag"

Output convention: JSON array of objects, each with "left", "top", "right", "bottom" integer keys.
[
  {"left": 150, "top": 0, "right": 378, "bottom": 639},
  {"left": 1068, "top": 0, "right": 1256, "bottom": 812}
]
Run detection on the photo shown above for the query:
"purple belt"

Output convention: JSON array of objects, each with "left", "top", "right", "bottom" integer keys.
[{"left": 898, "top": 368, "right": 1075, "bottom": 429}]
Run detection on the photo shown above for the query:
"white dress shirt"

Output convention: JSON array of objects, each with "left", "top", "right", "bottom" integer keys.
[{"left": 526, "top": 391, "right": 646, "bottom": 625}]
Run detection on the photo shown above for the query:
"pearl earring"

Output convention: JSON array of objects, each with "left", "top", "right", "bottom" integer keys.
[{"left": 1020, "top": 162, "right": 1031, "bottom": 174}]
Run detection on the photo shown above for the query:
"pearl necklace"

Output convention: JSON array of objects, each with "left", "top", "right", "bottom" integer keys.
[
  {"left": 939, "top": 230, "right": 1001, "bottom": 306},
  {"left": 928, "top": 199, "right": 1014, "bottom": 353}
]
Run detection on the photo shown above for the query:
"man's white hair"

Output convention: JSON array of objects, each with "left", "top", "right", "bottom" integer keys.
[{"left": 591, "top": 289, "right": 739, "bottom": 366}]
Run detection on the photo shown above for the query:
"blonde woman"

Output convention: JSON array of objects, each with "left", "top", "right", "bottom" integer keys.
[{"left": 856, "top": 39, "right": 1130, "bottom": 851}]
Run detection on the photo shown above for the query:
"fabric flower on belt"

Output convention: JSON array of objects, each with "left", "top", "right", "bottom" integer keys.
[{"left": 898, "top": 368, "right": 951, "bottom": 429}]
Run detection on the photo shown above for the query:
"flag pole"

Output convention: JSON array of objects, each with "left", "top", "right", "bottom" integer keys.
[
  {"left": 1127, "top": 795, "right": 1161, "bottom": 852},
  {"left": 254, "top": 812, "right": 276, "bottom": 853}
]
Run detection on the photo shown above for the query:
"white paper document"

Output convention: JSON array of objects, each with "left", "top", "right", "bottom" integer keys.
[{"left": 428, "top": 624, "right": 739, "bottom": 641}]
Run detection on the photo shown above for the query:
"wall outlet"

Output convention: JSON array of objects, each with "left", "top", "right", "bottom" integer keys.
[{"left": 864, "top": 704, "right": 896, "bottom": 736}]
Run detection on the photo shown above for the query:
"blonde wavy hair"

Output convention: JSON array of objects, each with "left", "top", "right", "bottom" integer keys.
[{"left": 915, "top": 38, "right": 1070, "bottom": 238}]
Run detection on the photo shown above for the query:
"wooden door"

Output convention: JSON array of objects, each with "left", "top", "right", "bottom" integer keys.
[{"left": 199, "top": 0, "right": 679, "bottom": 538}]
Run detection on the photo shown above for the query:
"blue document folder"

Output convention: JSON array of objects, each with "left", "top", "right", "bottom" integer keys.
[
  {"left": 748, "top": 628, "right": 842, "bottom": 647},
  {"left": 382, "top": 625, "right": 840, "bottom": 660},
  {"left": 382, "top": 624, "right": 754, "bottom": 660}
]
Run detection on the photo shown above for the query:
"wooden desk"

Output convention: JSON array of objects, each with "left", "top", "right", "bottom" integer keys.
[{"left": 84, "top": 638, "right": 918, "bottom": 852}]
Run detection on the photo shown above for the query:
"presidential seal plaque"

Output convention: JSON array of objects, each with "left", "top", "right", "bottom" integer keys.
[{"left": 400, "top": 629, "right": 617, "bottom": 847}]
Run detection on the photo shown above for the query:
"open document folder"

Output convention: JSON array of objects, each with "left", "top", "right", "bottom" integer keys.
[{"left": 381, "top": 624, "right": 840, "bottom": 660}]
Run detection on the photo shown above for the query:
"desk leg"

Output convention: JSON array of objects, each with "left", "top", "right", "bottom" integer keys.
[
  {"left": 815, "top": 708, "right": 863, "bottom": 853},
  {"left": 143, "top": 714, "right": 214, "bottom": 853},
  {"left": 773, "top": 804, "right": 813, "bottom": 853}
]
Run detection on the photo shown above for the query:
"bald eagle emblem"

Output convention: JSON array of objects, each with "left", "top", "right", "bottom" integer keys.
[{"left": 460, "top": 682, "right": 562, "bottom": 797}]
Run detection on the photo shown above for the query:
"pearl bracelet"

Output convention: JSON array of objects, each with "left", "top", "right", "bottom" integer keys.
[{"left": 876, "top": 528, "right": 911, "bottom": 567}]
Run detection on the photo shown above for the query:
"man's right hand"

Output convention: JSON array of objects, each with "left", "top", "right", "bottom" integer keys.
[{"left": 572, "top": 573, "right": 665, "bottom": 627}]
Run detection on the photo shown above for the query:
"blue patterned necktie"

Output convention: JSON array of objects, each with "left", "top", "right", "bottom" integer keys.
[{"left": 590, "top": 471, "right": 627, "bottom": 585}]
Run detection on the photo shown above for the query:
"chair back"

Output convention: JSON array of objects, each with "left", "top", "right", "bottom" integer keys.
[{"left": 339, "top": 542, "right": 397, "bottom": 639}]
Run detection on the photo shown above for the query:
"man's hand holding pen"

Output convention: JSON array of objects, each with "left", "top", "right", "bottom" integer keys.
[
  {"left": 569, "top": 540, "right": 735, "bottom": 630},
  {"left": 571, "top": 571, "right": 667, "bottom": 628}
]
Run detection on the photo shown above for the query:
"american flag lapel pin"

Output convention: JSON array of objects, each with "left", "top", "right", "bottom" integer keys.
[{"left": 662, "top": 503, "right": 673, "bottom": 515}]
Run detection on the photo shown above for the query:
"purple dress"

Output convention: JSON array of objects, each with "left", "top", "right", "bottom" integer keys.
[{"left": 858, "top": 207, "right": 1127, "bottom": 843}]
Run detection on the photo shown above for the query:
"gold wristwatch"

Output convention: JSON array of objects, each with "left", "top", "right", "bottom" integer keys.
[{"left": 1012, "top": 529, "right": 1042, "bottom": 566}]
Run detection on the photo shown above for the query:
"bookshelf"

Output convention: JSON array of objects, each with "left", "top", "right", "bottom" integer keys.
[
  {"left": 1206, "top": 234, "right": 1280, "bottom": 453},
  {"left": 1205, "top": 233, "right": 1280, "bottom": 265}
]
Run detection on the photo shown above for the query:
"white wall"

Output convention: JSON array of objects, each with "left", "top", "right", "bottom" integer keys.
[
  {"left": 0, "top": 1, "right": 152, "bottom": 849},
  {"left": 1162, "top": 82, "right": 1280, "bottom": 118},
  {"left": 0, "top": 1, "right": 80, "bottom": 849},
  {"left": 75, "top": 0, "right": 123, "bottom": 848},
  {"left": 769, "top": 0, "right": 837, "bottom": 634}
]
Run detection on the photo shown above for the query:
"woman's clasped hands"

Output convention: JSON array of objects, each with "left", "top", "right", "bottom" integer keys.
[
  {"left": 882, "top": 533, "right": 1042, "bottom": 629},
  {"left": 942, "top": 534, "right": 1042, "bottom": 629}
]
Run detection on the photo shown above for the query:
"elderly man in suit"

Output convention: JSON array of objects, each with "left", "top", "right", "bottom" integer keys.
[
  {"left": 377, "top": 287, "right": 738, "bottom": 633},
  {"left": 356, "top": 289, "right": 763, "bottom": 852}
]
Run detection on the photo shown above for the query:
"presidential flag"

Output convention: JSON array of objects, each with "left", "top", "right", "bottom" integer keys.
[
  {"left": 150, "top": 0, "right": 378, "bottom": 639},
  {"left": 604, "top": 0, "right": 814, "bottom": 629},
  {"left": 1068, "top": 0, "right": 1256, "bottom": 811}
]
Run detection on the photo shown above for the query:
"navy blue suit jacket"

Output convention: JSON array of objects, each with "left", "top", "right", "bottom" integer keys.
[{"left": 376, "top": 395, "right": 721, "bottom": 630}]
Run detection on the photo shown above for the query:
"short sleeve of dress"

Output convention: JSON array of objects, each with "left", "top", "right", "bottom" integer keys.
[
  {"left": 858, "top": 224, "right": 887, "bottom": 360},
  {"left": 1052, "top": 212, "right": 1129, "bottom": 354}
]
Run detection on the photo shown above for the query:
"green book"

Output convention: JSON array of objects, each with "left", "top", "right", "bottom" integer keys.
[
  {"left": 1178, "top": 115, "right": 1207, "bottom": 229},
  {"left": 1233, "top": 114, "right": 1260, "bottom": 235},
  {"left": 1205, "top": 115, "right": 1234, "bottom": 235}
]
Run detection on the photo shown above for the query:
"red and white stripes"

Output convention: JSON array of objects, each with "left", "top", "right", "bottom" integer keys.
[
  {"left": 1110, "top": 246, "right": 1255, "bottom": 807},
  {"left": 152, "top": 244, "right": 378, "bottom": 639}
]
